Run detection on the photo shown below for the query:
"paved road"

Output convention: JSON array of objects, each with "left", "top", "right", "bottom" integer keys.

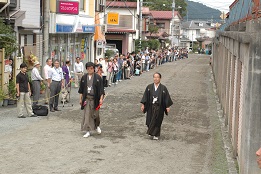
[{"left": 0, "top": 54, "right": 229, "bottom": 174}]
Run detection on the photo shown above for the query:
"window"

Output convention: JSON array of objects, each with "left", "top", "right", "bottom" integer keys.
[
  {"left": 156, "top": 23, "right": 165, "bottom": 28},
  {"left": 23, "top": 34, "right": 36, "bottom": 46},
  {"left": 199, "top": 23, "right": 203, "bottom": 27},
  {"left": 196, "top": 29, "right": 200, "bottom": 35},
  {"left": 98, "top": 48, "right": 102, "bottom": 56},
  {"left": 95, "top": 0, "right": 105, "bottom": 12}
]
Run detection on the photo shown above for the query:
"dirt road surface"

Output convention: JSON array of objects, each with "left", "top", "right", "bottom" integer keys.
[{"left": 0, "top": 54, "right": 229, "bottom": 174}]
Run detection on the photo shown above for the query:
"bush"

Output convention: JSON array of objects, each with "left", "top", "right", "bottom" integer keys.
[
  {"left": 0, "top": 88, "right": 5, "bottom": 102},
  {"left": 8, "top": 80, "right": 16, "bottom": 99},
  {"left": 135, "top": 39, "right": 161, "bottom": 52},
  {"left": 147, "top": 39, "right": 160, "bottom": 50},
  {"left": 105, "top": 50, "right": 115, "bottom": 58}
]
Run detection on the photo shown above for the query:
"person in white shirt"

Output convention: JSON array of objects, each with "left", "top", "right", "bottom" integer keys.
[
  {"left": 31, "top": 61, "right": 43, "bottom": 106},
  {"left": 99, "top": 58, "right": 108, "bottom": 87},
  {"left": 43, "top": 58, "right": 52, "bottom": 104},
  {"left": 74, "top": 57, "right": 84, "bottom": 88},
  {"left": 8, "top": 58, "right": 13, "bottom": 80},
  {"left": 48, "top": 59, "right": 64, "bottom": 112}
]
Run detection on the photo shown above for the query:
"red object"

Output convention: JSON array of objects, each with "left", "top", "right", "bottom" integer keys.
[
  {"left": 58, "top": 1, "right": 79, "bottom": 15},
  {"left": 81, "top": 52, "right": 85, "bottom": 59},
  {"left": 95, "top": 104, "right": 102, "bottom": 111}
]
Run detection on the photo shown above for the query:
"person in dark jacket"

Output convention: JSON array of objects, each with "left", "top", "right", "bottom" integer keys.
[
  {"left": 141, "top": 72, "right": 173, "bottom": 140},
  {"left": 62, "top": 60, "right": 71, "bottom": 102},
  {"left": 78, "top": 62, "right": 104, "bottom": 138}
]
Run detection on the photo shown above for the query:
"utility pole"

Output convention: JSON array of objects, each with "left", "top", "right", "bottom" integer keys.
[
  {"left": 192, "top": 32, "right": 194, "bottom": 52},
  {"left": 43, "top": 0, "right": 49, "bottom": 67},
  {"left": 171, "top": 0, "right": 175, "bottom": 48},
  {"left": 139, "top": 0, "right": 143, "bottom": 51}
]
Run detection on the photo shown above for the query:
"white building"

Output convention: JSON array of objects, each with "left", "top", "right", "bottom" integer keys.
[{"left": 181, "top": 20, "right": 216, "bottom": 49}]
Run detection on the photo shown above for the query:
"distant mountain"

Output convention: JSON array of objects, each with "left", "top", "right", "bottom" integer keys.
[{"left": 184, "top": 0, "right": 222, "bottom": 22}]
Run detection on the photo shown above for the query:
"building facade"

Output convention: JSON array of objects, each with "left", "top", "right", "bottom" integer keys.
[
  {"left": 105, "top": 1, "right": 137, "bottom": 55},
  {"left": 181, "top": 20, "right": 216, "bottom": 49},
  {"left": 0, "top": 0, "right": 42, "bottom": 67},
  {"left": 49, "top": 0, "right": 96, "bottom": 66}
]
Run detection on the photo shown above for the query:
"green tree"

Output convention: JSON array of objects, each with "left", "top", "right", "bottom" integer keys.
[
  {"left": 147, "top": 39, "right": 160, "bottom": 50},
  {"left": 135, "top": 39, "right": 149, "bottom": 52},
  {"left": 148, "top": 24, "right": 159, "bottom": 36},
  {"left": 126, "top": 0, "right": 187, "bottom": 17},
  {"left": 0, "top": 19, "right": 17, "bottom": 57}
]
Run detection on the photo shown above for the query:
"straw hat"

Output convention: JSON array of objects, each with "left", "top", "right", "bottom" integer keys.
[{"left": 34, "top": 61, "right": 40, "bottom": 66}]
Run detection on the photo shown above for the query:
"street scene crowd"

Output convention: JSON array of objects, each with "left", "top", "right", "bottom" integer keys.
[
  {"left": 15, "top": 46, "right": 188, "bottom": 139},
  {"left": 96, "top": 47, "right": 189, "bottom": 87}
]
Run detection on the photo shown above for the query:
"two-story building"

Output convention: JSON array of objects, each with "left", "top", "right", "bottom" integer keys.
[
  {"left": 49, "top": 0, "right": 98, "bottom": 65},
  {"left": 0, "top": 0, "right": 41, "bottom": 63},
  {"left": 147, "top": 10, "right": 182, "bottom": 47},
  {"left": 181, "top": 20, "right": 216, "bottom": 49},
  {"left": 105, "top": 1, "right": 138, "bottom": 55}
]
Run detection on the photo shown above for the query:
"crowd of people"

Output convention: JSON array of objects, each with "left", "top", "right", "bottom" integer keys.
[
  {"left": 92, "top": 47, "right": 189, "bottom": 88},
  {"left": 15, "top": 47, "right": 188, "bottom": 118}
]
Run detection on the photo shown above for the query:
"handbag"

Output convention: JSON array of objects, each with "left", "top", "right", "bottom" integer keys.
[{"left": 32, "top": 105, "right": 49, "bottom": 116}]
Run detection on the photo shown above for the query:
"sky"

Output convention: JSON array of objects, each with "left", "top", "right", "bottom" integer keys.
[{"left": 189, "top": 0, "right": 235, "bottom": 12}]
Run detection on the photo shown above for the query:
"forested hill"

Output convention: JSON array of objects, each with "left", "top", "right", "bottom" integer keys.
[{"left": 185, "top": 0, "right": 222, "bottom": 22}]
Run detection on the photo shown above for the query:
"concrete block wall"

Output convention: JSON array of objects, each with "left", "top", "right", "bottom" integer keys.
[{"left": 212, "top": 20, "right": 261, "bottom": 173}]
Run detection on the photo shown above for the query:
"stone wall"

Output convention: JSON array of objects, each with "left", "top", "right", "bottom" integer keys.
[{"left": 212, "top": 20, "right": 261, "bottom": 173}]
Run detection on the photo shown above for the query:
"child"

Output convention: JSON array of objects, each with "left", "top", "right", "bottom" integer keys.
[{"left": 135, "top": 67, "right": 141, "bottom": 76}]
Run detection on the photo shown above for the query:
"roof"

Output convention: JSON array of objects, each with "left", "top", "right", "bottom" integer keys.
[
  {"left": 182, "top": 21, "right": 214, "bottom": 29},
  {"left": 107, "top": 28, "right": 136, "bottom": 34},
  {"left": 145, "top": 31, "right": 169, "bottom": 39},
  {"left": 106, "top": 1, "right": 137, "bottom": 8},
  {"left": 150, "top": 11, "right": 180, "bottom": 20}
]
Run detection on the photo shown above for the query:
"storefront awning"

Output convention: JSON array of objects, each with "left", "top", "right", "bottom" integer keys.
[{"left": 94, "top": 12, "right": 106, "bottom": 41}]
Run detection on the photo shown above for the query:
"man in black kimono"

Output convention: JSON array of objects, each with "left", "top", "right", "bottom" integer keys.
[
  {"left": 78, "top": 62, "right": 104, "bottom": 138},
  {"left": 141, "top": 72, "right": 173, "bottom": 140}
]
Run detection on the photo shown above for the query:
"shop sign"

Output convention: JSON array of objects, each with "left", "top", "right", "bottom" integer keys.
[
  {"left": 56, "top": 25, "right": 95, "bottom": 33},
  {"left": 56, "top": 24, "right": 74, "bottom": 33},
  {"left": 58, "top": 1, "right": 79, "bottom": 15},
  {"left": 96, "top": 40, "right": 105, "bottom": 48},
  {"left": 82, "top": 26, "right": 95, "bottom": 33},
  {"left": 107, "top": 12, "right": 119, "bottom": 25}
]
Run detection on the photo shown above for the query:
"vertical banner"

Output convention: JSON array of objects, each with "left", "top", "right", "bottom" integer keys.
[{"left": 80, "top": 39, "right": 85, "bottom": 60}]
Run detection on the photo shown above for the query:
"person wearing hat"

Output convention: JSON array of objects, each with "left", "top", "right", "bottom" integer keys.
[
  {"left": 78, "top": 62, "right": 105, "bottom": 138},
  {"left": 31, "top": 60, "right": 43, "bottom": 106}
]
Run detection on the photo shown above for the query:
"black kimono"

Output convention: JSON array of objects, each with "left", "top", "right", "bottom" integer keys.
[
  {"left": 78, "top": 73, "right": 105, "bottom": 110},
  {"left": 141, "top": 83, "right": 173, "bottom": 137}
]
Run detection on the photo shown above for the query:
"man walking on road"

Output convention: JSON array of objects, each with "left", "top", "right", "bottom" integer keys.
[
  {"left": 79, "top": 62, "right": 104, "bottom": 138},
  {"left": 48, "top": 59, "right": 64, "bottom": 112},
  {"left": 43, "top": 58, "right": 52, "bottom": 104},
  {"left": 74, "top": 57, "right": 84, "bottom": 88},
  {"left": 31, "top": 61, "right": 43, "bottom": 106},
  {"left": 141, "top": 72, "right": 173, "bottom": 140},
  {"left": 16, "top": 63, "right": 37, "bottom": 118}
]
